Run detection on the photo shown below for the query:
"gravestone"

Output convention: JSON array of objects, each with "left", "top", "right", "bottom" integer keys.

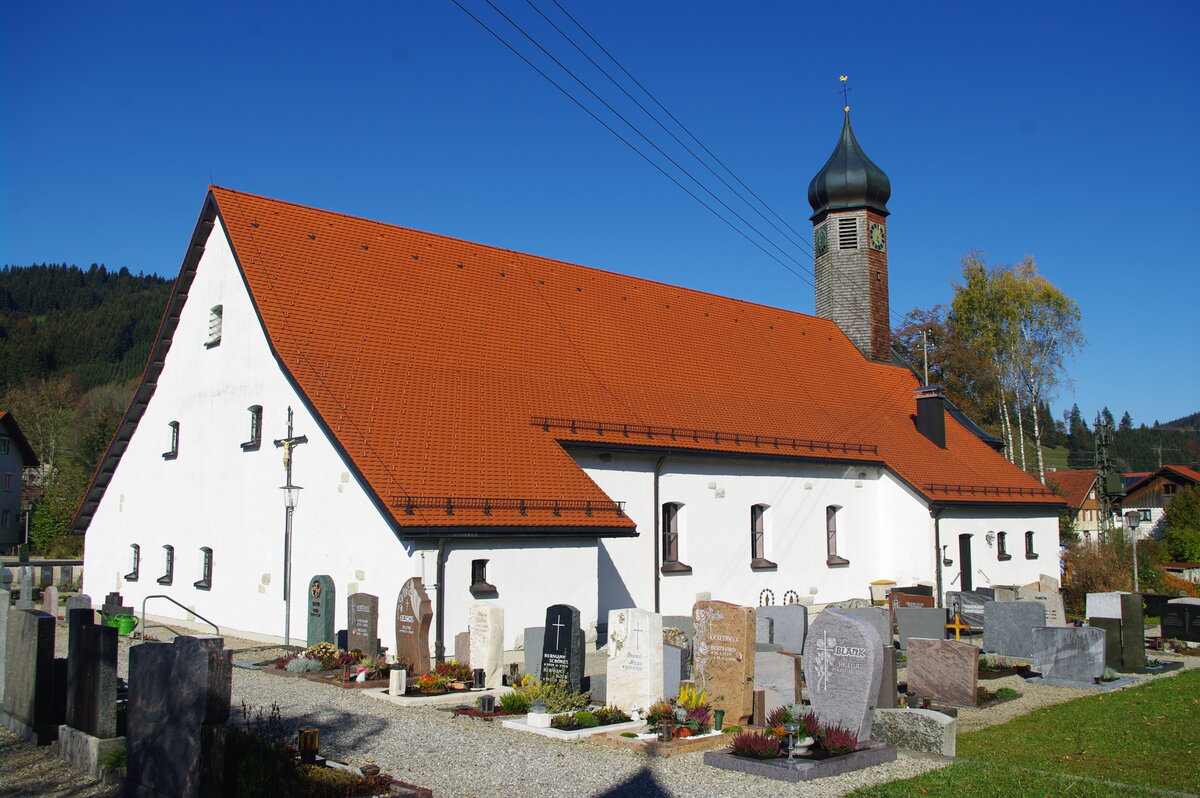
[
  {"left": 1160, "top": 603, "right": 1200, "bottom": 643},
  {"left": 944, "top": 591, "right": 988, "bottom": 628},
  {"left": 991, "top": 585, "right": 1018, "bottom": 602},
  {"left": 394, "top": 578, "right": 433, "bottom": 674},
  {"left": 39, "top": 565, "right": 54, "bottom": 588},
  {"left": 1141, "top": 593, "right": 1175, "bottom": 617},
  {"left": 1031, "top": 626, "right": 1105, "bottom": 687},
  {"left": 663, "top": 642, "right": 686, "bottom": 701},
  {"left": 65, "top": 594, "right": 92, "bottom": 612},
  {"left": 906, "top": 638, "right": 978, "bottom": 706},
  {"left": 757, "top": 604, "right": 807, "bottom": 653},
  {"left": 1088, "top": 617, "right": 1122, "bottom": 670},
  {"left": 1085, "top": 591, "right": 1128, "bottom": 620},
  {"left": 100, "top": 592, "right": 131, "bottom": 621},
  {"left": 60, "top": 565, "right": 74, "bottom": 587},
  {"left": 1, "top": 609, "right": 60, "bottom": 744},
  {"left": 983, "top": 601, "right": 1045, "bottom": 658},
  {"left": 65, "top": 617, "right": 118, "bottom": 738},
  {"left": 469, "top": 601, "right": 504, "bottom": 687},
  {"left": 606, "top": 608, "right": 663, "bottom": 712},
  {"left": 346, "top": 592, "right": 379, "bottom": 658},
  {"left": 16, "top": 568, "right": 34, "bottom": 610},
  {"left": 126, "top": 636, "right": 231, "bottom": 798},
  {"left": 522, "top": 627, "right": 543, "bottom": 678},
  {"left": 540, "top": 604, "right": 584, "bottom": 692},
  {"left": 754, "top": 652, "right": 801, "bottom": 710},
  {"left": 877, "top": 646, "right": 899, "bottom": 709},
  {"left": 663, "top": 615, "right": 694, "bottom": 641},
  {"left": 892, "top": 585, "right": 933, "bottom": 596},
  {"left": 693, "top": 600, "right": 756, "bottom": 726},
  {"left": 454, "top": 631, "right": 471, "bottom": 664},
  {"left": 1025, "top": 590, "right": 1067, "bottom": 626},
  {"left": 895, "top": 608, "right": 947, "bottom": 651},
  {"left": 802, "top": 608, "right": 884, "bottom": 744},
  {"left": 1118, "top": 593, "right": 1146, "bottom": 671},
  {"left": 0, "top": 590, "right": 8, "bottom": 701},
  {"left": 889, "top": 592, "right": 935, "bottom": 622},
  {"left": 0, "top": 568, "right": 11, "bottom": 591},
  {"left": 841, "top": 606, "right": 892, "bottom": 649},
  {"left": 306, "top": 575, "right": 335, "bottom": 648},
  {"left": 42, "top": 586, "right": 59, "bottom": 618},
  {"left": 755, "top": 616, "right": 779, "bottom": 651}
]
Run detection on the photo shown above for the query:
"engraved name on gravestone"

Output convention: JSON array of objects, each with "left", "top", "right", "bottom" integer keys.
[
  {"left": 306, "top": 575, "right": 335, "bottom": 648},
  {"left": 1025, "top": 590, "right": 1067, "bottom": 627},
  {"left": 944, "top": 591, "right": 987, "bottom": 628},
  {"left": 541, "top": 604, "right": 584, "bottom": 692},
  {"left": 1161, "top": 603, "right": 1200, "bottom": 643},
  {"left": 1032, "top": 626, "right": 1106, "bottom": 686},
  {"left": 802, "top": 608, "right": 884, "bottom": 744},
  {"left": 906, "top": 638, "right": 978, "bottom": 707},
  {"left": 606, "top": 608, "right": 663, "bottom": 711},
  {"left": 983, "top": 601, "right": 1045, "bottom": 658},
  {"left": 469, "top": 601, "right": 504, "bottom": 687},
  {"left": 889, "top": 592, "right": 935, "bottom": 619},
  {"left": 693, "top": 601, "right": 757, "bottom": 726},
  {"left": 346, "top": 592, "right": 379, "bottom": 658},
  {"left": 394, "top": 577, "right": 433, "bottom": 674}
]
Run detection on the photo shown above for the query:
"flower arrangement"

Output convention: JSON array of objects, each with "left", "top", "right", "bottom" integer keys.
[
  {"left": 305, "top": 642, "right": 339, "bottom": 669},
  {"left": 511, "top": 673, "right": 591, "bottom": 713},
  {"left": 433, "top": 659, "right": 473, "bottom": 683},
  {"left": 683, "top": 706, "right": 712, "bottom": 734},
  {"left": 765, "top": 704, "right": 818, "bottom": 739},
  {"left": 728, "top": 731, "right": 781, "bottom": 759},
  {"left": 816, "top": 722, "right": 859, "bottom": 756},
  {"left": 416, "top": 672, "right": 450, "bottom": 693},
  {"left": 676, "top": 683, "right": 708, "bottom": 710}
]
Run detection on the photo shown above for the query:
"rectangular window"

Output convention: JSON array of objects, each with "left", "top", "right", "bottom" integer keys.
[
  {"left": 0, "top": 437, "right": 9, "bottom": 454},
  {"left": 1, "top": 509, "right": 10, "bottom": 528},
  {"left": 838, "top": 217, "right": 858, "bottom": 249},
  {"left": 194, "top": 547, "right": 212, "bottom": 590},
  {"left": 2, "top": 473, "right": 11, "bottom": 491},
  {"left": 997, "top": 531, "right": 1011, "bottom": 561},
  {"left": 1025, "top": 531, "right": 1038, "bottom": 559},
  {"left": 1139, "top": 509, "right": 1152, "bottom": 523},
  {"left": 826, "top": 505, "right": 849, "bottom": 566},
  {"left": 125, "top": 544, "right": 140, "bottom": 582},
  {"left": 163, "top": 421, "right": 180, "bottom": 460},
  {"left": 469, "top": 558, "right": 496, "bottom": 597},
  {"left": 1164, "top": 483, "right": 1178, "bottom": 496},
  {"left": 242, "top": 405, "right": 263, "bottom": 451},
  {"left": 206, "top": 305, "right": 223, "bottom": 348},
  {"left": 660, "top": 503, "right": 691, "bottom": 574},
  {"left": 750, "top": 504, "right": 776, "bottom": 569},
  {"left": 158, "top": 545, "right": 174, "bottom": 586}
]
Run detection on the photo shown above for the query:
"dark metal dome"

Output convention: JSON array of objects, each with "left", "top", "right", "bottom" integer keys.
[{"left": 807, "top": 111, "right": 891, "bottom": 220}]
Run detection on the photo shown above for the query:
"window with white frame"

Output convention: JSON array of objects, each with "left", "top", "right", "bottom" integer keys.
[
  {"left": 826, "top": 505, "right": 849, "bottom": 566},
  {"left": 750, "top": 504, "right": 776, "bottom": 569},
  {"left": 661, "top": 502, "right": 691, "bottom": 574},
  {"left": 206, "top": 305, "right": 223, "bottom": 348}
]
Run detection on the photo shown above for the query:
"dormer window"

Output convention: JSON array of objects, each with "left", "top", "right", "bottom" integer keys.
[
  {"left": 162, "top": 421, "right": 179, "bottom": 460},
  {"left": 242, "top": 405, "right": 263, "bottom": 451},
  {"left": 205, "top": 305, "right": 223, "bottom": 348}
]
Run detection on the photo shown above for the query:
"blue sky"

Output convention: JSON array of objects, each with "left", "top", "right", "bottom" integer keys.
[{"left": 3, "top": 1, "right": 1197, "bottom": 430}]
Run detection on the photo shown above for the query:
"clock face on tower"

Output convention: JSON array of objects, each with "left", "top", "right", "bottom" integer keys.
[
  {"left": 869, "top": 221, "right": 887, "bottom": 252},
  {"left": 814, "top": 225, "right": 829, "bottom": 256}
]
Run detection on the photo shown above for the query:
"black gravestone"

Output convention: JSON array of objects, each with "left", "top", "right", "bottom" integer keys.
[
  {"left": 126, "top": 636, "right": 231, "bottom": 798},
  {"left": 65, "top": 608, "right": 96, "bottom": 729},
  {"left": 1161, "top": 603, "right": 1200, "bottom": 643},
  {"left": 1142, "top": 594, "right": 1175, "bottom": 618},
  {"left": 2, "top": 609, "right": 61, "bottom": 744},
  {"left": 306, "top": 575, "right": 335, "bottom": 648},
  {"left": 540, "top": 604, "right": 584, "bottom": 692},
  {"left": 39, "top": 566, "right": 54, "bottom": 588},
  {"left": 1119, "top": 593, "right": 1146, "bottom": 671},
  {"left": 1088, "top": 617, "right": 1122, "bottom": 670},
  {"left": 346, "top": 593, "right": 380, "bottom": 658},
  {"left": 66, "top": 621, "right": 118, "bottom": 738}
]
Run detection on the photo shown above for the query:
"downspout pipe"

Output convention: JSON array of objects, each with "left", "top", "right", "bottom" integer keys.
[
  {"left": 434, "top": 538, "right": 447, "bottom": 663},
  {"left": 931, "top": 505, "right": 944, "bottom": 607},
  {"left": 652, "top": 455, "right": 667, "bottom": 614}
]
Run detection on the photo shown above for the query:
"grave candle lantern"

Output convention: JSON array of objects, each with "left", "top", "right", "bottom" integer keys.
[
  {"left": 298, "top": 727, "right": 319, "bottom": 764},
  {"left": 472, "top": 668, "right": 486, "bottom": 688}
]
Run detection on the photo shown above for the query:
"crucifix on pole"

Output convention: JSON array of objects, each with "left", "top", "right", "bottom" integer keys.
[{"left": 274, "top": 406, "right": 308, "bottom": 647}]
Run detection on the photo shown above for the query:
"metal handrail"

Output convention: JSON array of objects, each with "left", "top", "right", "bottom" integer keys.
[{"left": 139, "top": 594, "right": 219, "bottom": 644}]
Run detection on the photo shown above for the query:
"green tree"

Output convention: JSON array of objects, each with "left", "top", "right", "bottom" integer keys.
[{"left": 1162, "top": 485, "right": 1200, "bottom": 562}]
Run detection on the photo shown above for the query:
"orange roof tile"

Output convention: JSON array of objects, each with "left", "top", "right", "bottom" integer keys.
[
  {"left": 1045, "top": 469, "right": 1098, "bottom": 510},
  {"left": 180, "top": 187, "right": 1059, "bottom": 531}
]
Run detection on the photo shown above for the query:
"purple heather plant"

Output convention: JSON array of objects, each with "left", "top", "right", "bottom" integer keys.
[
  {"left": 729, "top": 732, "right": 781, "bottom": 759},
  {"left": 684, "top": 706, "right": 712, "bottom": 732},
  {"left": 817, "top": 722, "right": 859, "bottom": 756}
]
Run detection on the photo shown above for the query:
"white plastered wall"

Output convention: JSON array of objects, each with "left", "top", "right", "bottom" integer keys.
[{"left": 937, "top": 506, "right": 1061, "bottom": 591}]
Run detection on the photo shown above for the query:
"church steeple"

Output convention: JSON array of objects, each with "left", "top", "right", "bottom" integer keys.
[{"left": 808, "top": 94, "right": 892, "bottom": 363}]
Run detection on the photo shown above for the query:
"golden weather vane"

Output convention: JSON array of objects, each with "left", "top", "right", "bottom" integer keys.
[{"left": 839, "top": 75, "right": 851, "bottom": 112}]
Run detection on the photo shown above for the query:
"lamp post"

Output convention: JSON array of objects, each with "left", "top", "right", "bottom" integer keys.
[
  {"left": 281, "top": 482, "right": 303, "bottom": 647},
  {"left": 1124, "top": 510, "right": 1141, "bottom": 592}
]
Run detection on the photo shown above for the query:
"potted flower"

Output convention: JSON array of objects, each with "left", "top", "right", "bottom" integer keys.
[{"left": 416, "top": 672, "right": 449, "bottom": 694}]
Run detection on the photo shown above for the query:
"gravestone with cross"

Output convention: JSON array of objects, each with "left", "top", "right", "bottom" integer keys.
[
  {"left": 306, "top": 575, "right": 335, "bottom": 648},
  {"left": 802, "top": 608, "right": 884, "bottom": 744},
  {"left": 606, "top": 607, "right": 663, "bottom": 711},
  {"left": 394, "top": 577, "right": 433, "bottom": 674},
  {"left": 541, "top": 604, "right": 584, "bottom": 692}
]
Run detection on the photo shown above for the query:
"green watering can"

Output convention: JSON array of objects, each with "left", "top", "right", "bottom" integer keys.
[{"left": 108, "top": 613, "right": 139, "bottom": 635}]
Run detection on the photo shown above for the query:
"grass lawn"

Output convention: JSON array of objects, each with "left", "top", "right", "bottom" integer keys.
[{"left": 850, "top": 668, "right": 1199, "bottom": 797}]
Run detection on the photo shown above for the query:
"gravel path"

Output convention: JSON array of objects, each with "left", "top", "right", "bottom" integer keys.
[{"left": 1, "top": 621, "right": 1194, "bottom": 797}]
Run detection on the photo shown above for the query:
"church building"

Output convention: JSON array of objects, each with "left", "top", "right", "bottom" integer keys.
[{"left": 76, "top": 112, "right": 1062, "bottom": 654}]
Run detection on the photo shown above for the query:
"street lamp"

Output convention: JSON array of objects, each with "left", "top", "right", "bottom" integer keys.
[
  {"left": 281, "top": 483, "right": 303, "bottom": 647},
  {"left": 1124, "top": 510, "right": 1141, "bottom": 592}
]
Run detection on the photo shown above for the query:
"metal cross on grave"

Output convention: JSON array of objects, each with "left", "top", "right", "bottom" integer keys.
[
  {"left": 945, "top": 611, "right": 971, "bottom": 641},
  {"left": 274, "top": 406, "right": 309, "bottom": 485},
  {"left": 552, "top": 615, "right": 567, "bottom": 649}
]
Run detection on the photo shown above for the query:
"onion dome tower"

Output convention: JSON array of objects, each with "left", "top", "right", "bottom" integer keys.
[{"left": 807, "top": 99, "right": 892, "bottom": 363}]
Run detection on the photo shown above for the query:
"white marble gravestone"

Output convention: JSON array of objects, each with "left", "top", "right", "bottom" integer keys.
[
  {"left": 605, "top": 608, "right": 663, "bottom": 712},
  {"left": 468, "top": 601, "right": 504, "bottom": 688}
]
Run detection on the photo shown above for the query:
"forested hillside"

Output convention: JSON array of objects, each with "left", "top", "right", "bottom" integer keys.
[
  {"left": 1062, "top": 405, "right": 1200, "bottom": 473},
  {"left": 1, "top": 263, "right": 172, "bottom": 556}
]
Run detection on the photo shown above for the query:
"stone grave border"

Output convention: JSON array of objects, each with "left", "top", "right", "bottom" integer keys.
[
  {"left": 362, "top": 685, "right": 513, "bottom": 709},
  {"left": 590, "top": 728, "right": 732, "bottom": 757},
  {"left": 500, "top": 715, "right": 644, "bottom": 741},
  {"left": 704, "top": 741, "right": 897, "bottom": 782}
]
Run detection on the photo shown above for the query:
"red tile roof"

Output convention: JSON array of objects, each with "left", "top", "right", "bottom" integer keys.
[
  {"left": 1124, "top": 465, "right": 1200, "bottom": 498},
  {"left": 91, "top": 187, "right": 1060, "bottom": 534},
  {"left": 1045, "top": 469, "right": 1098, "bottom": 510}
]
